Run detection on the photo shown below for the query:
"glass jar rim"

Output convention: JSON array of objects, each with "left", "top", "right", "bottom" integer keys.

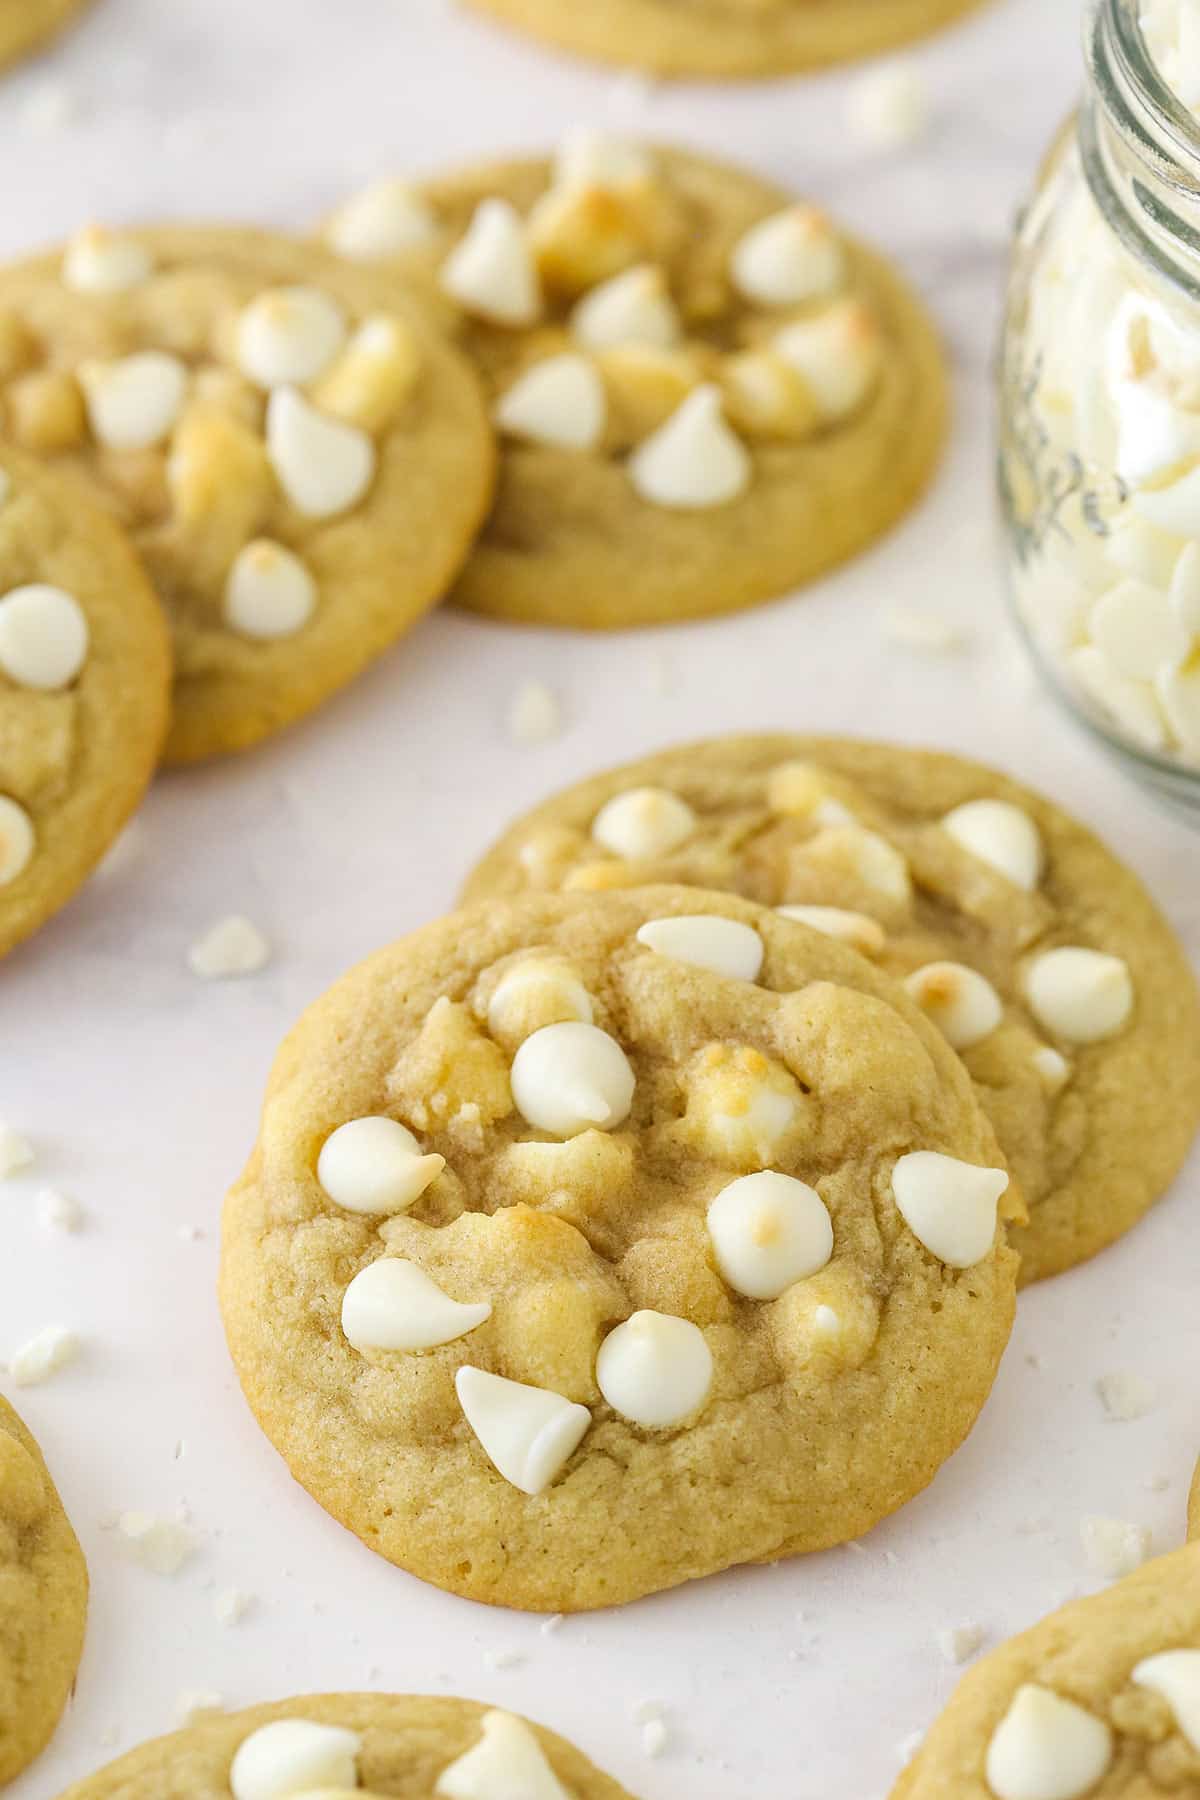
[{"left": 1099, "top": 0, "right": 1200, "bottom": 171}]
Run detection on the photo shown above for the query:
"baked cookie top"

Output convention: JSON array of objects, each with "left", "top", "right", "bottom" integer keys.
[
  {"left": 893, "top": 1544, "right": 1200, "bottom": 1799},
  {"left": 462, "top": 733, "right": 1200, "bottom": 1286},
  {"left": 56, "top": 1693, "right": 635, "bottom": 1799},
  {"left": 0, "top": 0, "right": 90, "bottom": 70},
  {"left": 221, "top": 885, "right": 1017, "bottom": 1613},
  {"left": 462, "top": 0, "right": 987, "bottom": 78},
  {"left": 324, "top": 140, "right": 946, "bottom": 629},
  {"left": 0, "top": 440, "right": 170, "bottom": 961},
  {"left": 0, "top": 1395, "right": 88, "bottom": 1788},
  {"left": 0, "top": 225, "right": 494, "bottom": 762}
]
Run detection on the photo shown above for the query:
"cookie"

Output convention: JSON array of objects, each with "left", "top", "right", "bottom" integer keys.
[
  {"left": 221, "top": 884, "right": 1017, "bottom": 1612},
  {"left": 323, "top": 139, "right": 946, "bottom": 629},
  {"left": 0, "top": 1395, "right": 88, "bottom": 1787},
  {"left": 0, "top": 0, "right": 89, "bottom": 70},
  {"left": 0, "top": 226, "right": 494, "bottom": 762},
  {"left": 463, "top": 0, "right": 985, "bottom": 77},
  {"left": 0, "top": 440, "right": 170, "bottom": 961},
  {"left": 463, "top": 734, "right": 1200, "bottom": 1287},
  {"left": 56, "top": 1693, "right": 635, "bottom": 1799},
  {"left": 892, "top": 1543, "right": 1200, "bottom": 1798},
  {"left": 1191, "top": 1461, "right": 1199, "bottom": 1540}
]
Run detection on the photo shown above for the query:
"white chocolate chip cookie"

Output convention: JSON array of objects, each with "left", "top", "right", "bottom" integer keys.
[
  {"left": 0, "top": 441, "right": 170, "bottom": 962},
  {"left": 462, "top": 733, "right": 1200, "bottom": 1286},
  {"left": 322, "top": 142, "right": 946, "bottom": 629},
  {"left": 55, "top": 1693, "right": 634, "bottom": 1800},
  {"left": 0, "top": 1395, "right": 88, "bottom": 1787},
  {"left": 893, "top": 1544, "right": 1200, "bottom": 1799},
  {"left": 220, "top": 886, "right": 1017, "bottom": 1612},
  {"left": 0, "top": 226, "right": 494, "bottom": 762}
]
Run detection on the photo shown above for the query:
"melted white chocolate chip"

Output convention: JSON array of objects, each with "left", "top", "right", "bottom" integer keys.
[
  {"left": 635, "top": 914, "right": 764, "bottom": 981},
  {"left": 486, "top": 959, "right": 594, "bottom": 1044},
  {"left": 441, "top": 199, "right": 541, "bottom": 327},
  {"left": 317, "top": 1116, "right": 445, "bottom": 1215},
  {"left": 571, "top": 264, "right": 681, "bottom": 352},
  {"left": 266, "top": 387, "right": 376, "bottom": 518},
  {"left": 730, "top": 206, "right": 845, "bottom": 308},
  {"left": 552, "top": 129, "right": 653, "bottom": 192},
  {"left": 591, "top": 786, "right": 697, "bottom": 859},
  {"left": 891, "top": 1151, "right": 1009, "bottom": 1268},
  {"left": 229, "top": 1720, "right": 362, "bottom": 1800},
  {"left": 942, "top": 799, "right": 1044, "bottom": 891},
  {"left": 773, "top": 300, "right": 881, "bottom": 421},
  {"left": 1023, "top": 947, "right": 1134, "bottom": 1044},
  {"left": 628, "top": 384, "right": 751, "bottom": 510},
  {"left": 455, "top": 1366, "right": 590, "bottom": 1496},
  {"left": 0, "top": 796, "right": 35, "bottom": 886},
  {"left": 1131, "top": 1650, "right": 1200, "bottom": 1752},
  {"left": 224, "top": 541, "right": 317, "bottom": 640},
  {"left": 707, "top": 1170, "right": 834, "bottom": 1300},
  {"left": 510, "top": 1021, "right": 635, "bottom": 1138},
  {"left": 237, "top": 287, "right": 347, "bottom": 389},
  {"left": 776, "top": 904, "right": 886, "bottom": 957},
  {"left": 62, "top": 225, "right": 152, "bottom": 294},
  {"left": 985, "top": 1685, "right": 1113, "bottom": 1800},
  {"left": 596, "top": 1311, "right": 713, "bottom": 1427},
  {"left": 904, "top": 962, "right": 1004, "bottom": 1050},
  {"left": 327, "top": 179, "right": 438, "bottom": 260},
  {"left": 0, "top": 585, "right": 88, "bottom": 689},
  {"left": 342, "top": 1258, "right": 491, "bottom": 1354},
  {"left": 436, "top": 1710, "right": 572, "bottom": 1800},
  {"left": 79, "top": 350, "right": 187, "bottom": 451},
  {"left": 493, "top": 353, "right": 606, "bottom": 451}
]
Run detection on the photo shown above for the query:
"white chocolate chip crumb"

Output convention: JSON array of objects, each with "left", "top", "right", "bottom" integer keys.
[
  {"left": 8, "top": 1324, "right": 80, "bottom": 1386},
  {"left": 506, "top": 679, "right": 563, "bottom": 745},
  {"left": 177, "top": 1224, "right": 203, "bottom": 1243},
  {"left": 37, "top": 1186, "right": 83, "bottom": 1232},
  {"left": 187, "top": 915, "right": 271, "bottom": 980},
  {"left": 884, "top": 607, "right": 965, "bottom": 651},
  {"left": 846, "top": 63, "right": 931, "bottom": 149},
  {"left": 1080, "top": 1514, "right": 1151, "bottom": 1579},
  {"left": 936, "top": 1622, "right": 985, "bottom": 1665},
  {"left": 1145, "top": 1473, "right": 1172, "bottom": 1493},
  {"left": 0, "top": 1124, "right": 34, "bottom": 1178},
  {"left": 214, "top": 1587, "right": 254, "bottom": 1626},
  {"left": 1096, "top": 1371, "right": 1157, "bottom": 1421},
  {"left": 21, "top": 81, "right": 79, "bottom": 134},
  {"left": 176, "top": 1691, "right": 224, "bottom": 1726},
  {"left": 117, "top": 1512, "right": 198, "bottom": 1576},
  {"left": 483, "top": 1648, "right": 524, "bottom": 1671},
  {"left": 641, "top": 1719, "right": 669, "bottom": 1759},
  {"left": 540, "top": 1614, "right": 564, "bottom": 1635}
]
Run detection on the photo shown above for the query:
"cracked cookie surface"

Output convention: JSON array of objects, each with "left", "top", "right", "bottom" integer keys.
[
  {"left": 0, "top": 1395, "right": 88, "bottom": 1788},
  {"left": 220, "top": 885, "right": 1016, "bottom": 1612},
  {"left": 463, "top": 734, "right": 1200, "bottom": 1286},
  {"left": 0, "top": 226, "right": 493, "bottom": 762},
  {"left": 324, "top": 143, "right": 945, "bottom": 628},
  {"left": 0, "top": 441, "right": 170, "bottom": 961}
]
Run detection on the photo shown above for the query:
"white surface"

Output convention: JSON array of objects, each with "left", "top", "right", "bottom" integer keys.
[{"left": 2, "top": 1, "right": 1199, "bottom": 1796}]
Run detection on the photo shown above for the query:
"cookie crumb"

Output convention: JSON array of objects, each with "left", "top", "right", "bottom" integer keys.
[
  {"left": 1080, "top": 1514, "right": 1151, "bottom": 1579},
  {"left": 0, "top": 1123, "right": 34, "bottom": 1179},
  {"left": 176, "top": 1691, "right": 224, "bottom": 1726},
  {"left": 214, "top": 1587, "right": 254, "bottom": 1626},
  {"left": 1145, "top": 1473, "right": 1171, "bottom": 1493},
  {"left": 1096, "top": 1371, "right": 1157, "bottom": 1421},
  {"left": 847, "top": 63, "right": 931, "bottom": 149},
  {"left": 506, "top": 680, "right": 563, "bottom": 746},
  {"left": 37, "top": 1186, "right": 83, "bottom": 1232},
  {"left": 483, "top": 1648, "right": 524, "bottom": 1671},
  {"left": 9, "top": 1324, "right": 80, "bottom": 1386},
  {"left": 641, "top": 1718, "right": 669, "bottom": 1758},
  {"left": 187, "top": 915, "right": 271, "bottom": 979},
  {"left": 884, "top": 607, "right": 964, "bottom": 651},
  {"left": 936, "top": 1622, "right": 985, "bottom": 1664},
  {"left": 117, "top": 1512, "right": 198, "bottom": 1576}
]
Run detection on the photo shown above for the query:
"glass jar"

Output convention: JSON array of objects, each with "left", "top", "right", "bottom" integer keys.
[{"left": 999, "top": 0, "right": 1200, "bottom": 819}]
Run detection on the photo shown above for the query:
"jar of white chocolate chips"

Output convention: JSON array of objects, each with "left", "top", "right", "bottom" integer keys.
[{"left": 999, "top": 0, "right": 1200, "bottom": 814}]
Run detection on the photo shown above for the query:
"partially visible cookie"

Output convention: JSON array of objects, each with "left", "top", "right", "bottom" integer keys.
[
  {"left": 463, "top": 0, "right": 986, "bottom": 78},
  {"left": 0, "top": 0, "right": 89, "bottom": 70},
  {"left": 324, "top": 139, "right": 946, "bottom": 629},
  {"left": 56, "top": 1693, "right": 635, "bottom": 1799},
  {"left": 0, "top": 441, "right": 170, "bottom": 961},
  {"left": 221, "top": 885, "right": 1017, "bottom": 1612},
  {"left": 0, "top": 225, "right": 494, "bottom": 762},
  {"left": 1190, "top": 1461, "right": 1199, "bottom": 1540},
  {"left": 462, "top": 734, "right": 1200, "bottom": 1286},
  {"left": 0, "top": 1395, "right": 88, "bottom": 1787},
  {"left": 892, "top": 1544, "right": 1200, "bottom": 1798}
]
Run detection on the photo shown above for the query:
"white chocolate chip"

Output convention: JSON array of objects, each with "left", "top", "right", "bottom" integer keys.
[
  {"left": 117, "top": 1511, "right": 197, "bottom": 1576},
  {"left": 341, "top": 1258, "right": 491, "bottom": 1353},
  {"left": 553, "top": 129, "right": 652, "bottom": 191},
  {"left": 1132, "top": 1651, "right": 1200, "bottom": 1752},
  {"left": 0, "top": 796, "right": 34, "bottom": 886},
  {"left": 936, "top": 1622, "right": 985, "bottom": 1665},
  {"left": 510, "top": 1021, "right": 635, "bottom": 1138},
  {"left": 441, "top": 199, "right": 541, "bottom": 327},
  {"left": 730, "top": 207, "right": 845, "bottom": 308},
  {"left": 79, "top": 351, "right": 187, "bottom": 451},
  {"left": 0, "top": 1123, "right": 34, "bottom": 1179},
  {"left": 37, "top": 1186, "right": 82, "bottom": 1232},
  {"left": 1089, "top": 578, "right": 1191, "bottom": 680},
  {"left": 708, "top": 1171, "right": 834, "bottom": 1300},
  {"left": 1023, "top": 947, "right": 1134, "bottom": 1044},
  {"left": 635, "top": 914, "right": 763, "bottom": 981},
  {"left": 847, "top": 62, "right": 931, "bottom": 148},
  {"left": 0, "top": 585, "right": 89, "bottom": 690},
  {"left": 494, "top": 353, "right": 606, "bottom": 450},
  {"left": 1095, "top": 1371, "right": 1156, "bottom": 1421},
  {"left": 596, "top": 1311, "right": 712, "bottom": 1427},
  {"left": 455, "top": 1366, "right": 590, "bottom": 1496},
  {"left": 571, "top": 264, "right": 681, "bottom": 351},
  {"left": 942, "top": 799, "right": 1043, "bottom": 890},
  {"left": 591, "top": 786, "right": 696, "bottom": 859},
  {"left": 628, "top": 384, "right": 751, "bottom": 510},
  {"left": 1169, "top": 540, "right": 1200, "bottom": 634},
  {"left": 985, "top": 1686, "right": 1113, "bottom": 1800},
  {"left": 230, "top": 1720, "right": 361, "bottom": 1800},
  {"left": 891, "top": 1151, "right": 1009, "bottom": 1269},
  {"left": 505, "top": 679, "right": 563, "bottom": 746},
  {"left": 187, "top": 915, "right": 271, "bottom": 980},
  {"left": 904, "top": 961, "right": 1004, "bottom": 1050},
  {"left": 8, "top": 1324, "right": 80, "bottom": 1386},
  {"left": 1068, "top": 645, "right": 1168, "bottom": 751},
  {"left": 1032, "top": 1046, "right": 1072, "bottom": 1091},
  {"left": 1080, "top": 1513, "right": 1151, "bottom": 1578},
  {"left": 776, "top": 904, "right": 886, "bottom": 957},
  {"left": 1157, "top": 660, "right": 1200, "bottom": 755},
  {"left": 224, "top": 541, "right": 317, "bottom": 640},
  {"left": 327, "top": 180, "right": 438, "bottom": 259},
  {"left": 773, "top": 301, "right": 881, "bottom": 420},
  {"left": 317, "top": 1116, "right": 445, "bottom": 1215},
  {"left": 214, "top": 1588, "right": 253, "bottom": 1627},
  {"left": 436, "top": 1710, "right": 571, "bottom": 1800},
  {"left": 812, "top": 824, "right": 912, "bottom": 904},
  {"left": 237, "top": 287, "right": 347, "bottom": 389},
  {"left": 62, "top": 226, "right": 152, "bottom": 294},
  {"left": 487, "top": 960, "right": 593, "bottom": 1040},
  {"left": 266, "top": 387, "right": 375, "bottom": 518}
]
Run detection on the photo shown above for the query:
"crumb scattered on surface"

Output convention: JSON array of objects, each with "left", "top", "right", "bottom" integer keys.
[
  {"left": 506, "top": 679, "right": 563, "bottom": 746},
  {"left": 846, "top": 63, "right": 931, "bottom": 149},
  {"left": 187, "top": 915, "right": 271, "bottom": 979},
  {"left": 8, "top": 1324, "right": 81, "bottom": 1386},
  {"left": 540, "top": 1613, "right": 564, "bottom": 1635},
  {"left": 1096, "top": 1371, "right": 1157, "bottom": 1421},
  {"left": 118, "top": 1512, "right": 199, "bottom": 1576},
  {"left": 642, "top": 1718, "right": 669, "bottom": 1758},
  {"left": 1080, "top": 1514, "right": 1152, "bottom": 1579},
  {"left": 482, "top": 1647, "right": 524, "bottom": 1671},
  {"left": 20, "top": 81, "right": 79, "bottom": 134},
  {"left": 37, "top": 1186, "right": 83, "bottom": 1232},
  {"left": 214, "top": 1587, "right": 254, "bottom": 1626},
  {"left": 0, "top": 1123, "right": 34, "bottom": 1179},
  {"left": 936, "top": 1622, "right": 985, "bottom": 1664},
  {"left": 884, "top": 607, "right": 965, "bottom": 651}
]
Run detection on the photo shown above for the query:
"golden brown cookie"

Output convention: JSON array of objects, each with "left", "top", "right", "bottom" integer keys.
[
  {"left": 463, "top": 0, "right": 987, "bottom": 78},
  {"left": 893, "top": 1544, "right": 1200, "bottom": 1798},
  {"left": 221, "top": 885, "right": 1017, "bottom": 1612},
  {"left": 0, "top": 440, "right": 170, "bottom": 961},
  {"left": 0, "top": 1395, "right": 88, "bottom": 1788},
  {"left": 56, "top": 1693, "right": 635, "bottom": 1799},
  {"left": 323, "top": 140, "right": 946, "bottom": 629},
  {"left": 1190, "top": 1461, "right": 1199, "bottom": 1541},
  {"left": 0, "top": 0, "right": 89, "bottom": 70},
  {"left": 0, "top": 225, "right": 494, "bottom": 762},
  {"left": 463, "top": 735, "right": 1200, "bottom": 1287}
]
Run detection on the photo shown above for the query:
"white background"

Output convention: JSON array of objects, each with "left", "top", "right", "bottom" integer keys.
[{"left": 3, "top": 1, "right": 1199, "bottom": 1795}]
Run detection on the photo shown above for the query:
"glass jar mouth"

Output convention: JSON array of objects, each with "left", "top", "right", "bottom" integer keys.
[{"left": 1101, "top": 0, "right": 1200, "bottom": 171}]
